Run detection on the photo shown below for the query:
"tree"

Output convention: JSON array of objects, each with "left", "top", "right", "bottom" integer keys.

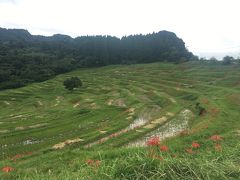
[
  {"left": 63, "top": 77, "right": 82, "bottom": 91},
  {"left": 0, "top": 28, "right": 195, "bottom": 90},
  {"left": 222, "top": 56, "right": 234, "bottom": 65},
  {"left": 209, "top": 57, "right": 219, "bottom": 64}
]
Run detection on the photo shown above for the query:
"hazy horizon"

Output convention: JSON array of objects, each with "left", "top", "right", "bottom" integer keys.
[{"left": 1, "top": 0, "right": 240, "bottom": 59}]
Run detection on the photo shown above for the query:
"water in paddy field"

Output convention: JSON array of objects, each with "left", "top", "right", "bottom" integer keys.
[
  {"left": 84, "top": 105, "right": 161, "bottom": 148},
  {"left": 127, "top": 109, "right": 194, "bottom": 147}
]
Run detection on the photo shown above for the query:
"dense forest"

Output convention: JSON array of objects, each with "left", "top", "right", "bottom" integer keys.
[{"left": 0, "top": 27, "right": 196, "bottom": 90}]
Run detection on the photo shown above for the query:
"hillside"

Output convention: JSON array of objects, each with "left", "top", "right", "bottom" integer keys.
[
  {"left": 0, "top": 62, "right": 239, "bottom": 179},
  {"left": 0, "top": 27, "right": 196, "bottom": 90}
]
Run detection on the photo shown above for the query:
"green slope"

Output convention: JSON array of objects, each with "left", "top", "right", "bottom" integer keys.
[{"left": 0, "top": 62, "right": 240, "bottom": 179}]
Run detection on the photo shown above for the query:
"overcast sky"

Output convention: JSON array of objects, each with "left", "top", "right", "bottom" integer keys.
[{"left": 0, "top": 0, "right": 240, "bottom": 58}]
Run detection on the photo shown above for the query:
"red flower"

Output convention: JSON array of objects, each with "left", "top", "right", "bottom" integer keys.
[
  {"left": 192, "top": 142, "right": 200, "bottom": 148},
  {"left": 146, "top": 137, "right": 160, "bottom": 146},
  {"left": 25, "top": 152, "right": 33, "bottom": 155},
  {"left": 11, "top": 154, "right": 23, "bottom": 161},
  {"left": 210, "top": 135, "right": 223, "bottom": 141},
  {"left": 2, "top": 166, "right": 14, "bottom": 173},
  {"left": 160, "top": 145, "right": 169, "bottom": 152},
  {"left": 86, "top": 159, "right": 94, "bottom": 165},
  {"left": 95, "top": 160, "right": 101, "bottom": 166},
  {"left": 157, "top": 156, "right": 164, "bottom": 161},
  {"left": 86, "top": 159, "right": 101, "bottom": 167},
  {"left": 186, "top": 148, "right": 194, "bottom": 154},
  {"left": 214, "top": 144, "right": 222, "bottom": 151}
]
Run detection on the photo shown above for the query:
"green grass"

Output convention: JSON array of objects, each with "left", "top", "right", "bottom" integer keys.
[{"left": 0, "top": 62, "right": 240, "bottom": 179}]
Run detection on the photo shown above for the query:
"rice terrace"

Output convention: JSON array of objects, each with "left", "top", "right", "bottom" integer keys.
[
  {"left": 0, "top": 61, "right": 240, "bottom": 179},
  {"left": 1, "top": 0, "right": 240, "bottom": 178}
]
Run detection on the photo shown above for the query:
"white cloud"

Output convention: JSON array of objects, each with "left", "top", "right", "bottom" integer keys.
[
  {"left": 0, "top": 0, "right": 17, "bottom": 4},
  {"left": 0, "top": 0, "right": 240, "bottom": 58}
]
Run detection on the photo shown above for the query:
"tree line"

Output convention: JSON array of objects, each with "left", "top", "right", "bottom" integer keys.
[{"left": 0, "top": 27, "right": 196, "bottom": 90}]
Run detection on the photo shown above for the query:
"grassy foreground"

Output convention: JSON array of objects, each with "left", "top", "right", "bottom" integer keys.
[{"left": 0, "top": 62, "right": 240, "bottom": 179}]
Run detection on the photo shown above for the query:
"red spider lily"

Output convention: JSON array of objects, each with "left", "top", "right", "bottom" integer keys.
[
  {"left": 86, "top": 159, "right": 94, "bottom": 165},
  {"left": 86, "top": 159, "right": 101, "bottom": 167},
  {"left": 214, "top": 144, "right": 222, "bottom": 151},
  {"left": 210, "top": 135, "right": 223, "bottom": 141},
  {"left": 11, "top": 152, "right": 33, "bottom": 161},
  {"left": 95, "top": 160, "right": 101, "bottom": 166},
  {"left": 192, "top": 142, "right": 200, "bottom": 148},
  {"left": 12, "top": 154, "right": 23, "bottom": 160},
  {"left": 186, "top": 148, "right": 194, "bottom": 154},
  {"left": 2, "top": 166, "right": 14, "bottom": 173},
  {"left": 25, "top": 152, "right": 33, "bottom": 155},
  {"left": 146, "top": 137, "right": 160, "bottom": 146},
  {"left": 160, "top": 145, "right": 169, "bottom": 152}
]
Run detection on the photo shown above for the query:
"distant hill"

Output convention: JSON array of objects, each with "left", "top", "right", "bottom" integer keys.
[
  {"left": 0, "top": 28, "right": 31, "bottom": 41},
  {"left": 0, "top": 27, "right": 196, "bottom": 90}
]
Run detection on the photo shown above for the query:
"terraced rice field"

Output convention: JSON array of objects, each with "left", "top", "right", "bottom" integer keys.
[
  {"left": 1, "top": 62, "right": 239, "bottom": 158},
  {"left": 0, "top": 62, "right": 240, "bottom": 179}
]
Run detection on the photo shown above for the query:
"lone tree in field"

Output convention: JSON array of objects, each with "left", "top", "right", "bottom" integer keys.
[
  {"left": 222, "top": 56, "right": 234, "bottom": 65},
  {"left": 63, "top": 77, "right": 82, "bottom": 91}
]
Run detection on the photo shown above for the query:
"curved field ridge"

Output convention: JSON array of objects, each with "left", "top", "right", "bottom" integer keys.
[{"left": 0, "top": 62, "right": 240, "bottom": 179}]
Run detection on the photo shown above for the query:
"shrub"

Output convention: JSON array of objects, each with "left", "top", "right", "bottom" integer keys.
[{"left": 63, "top": 77, "right": 82, "bottom": 91}]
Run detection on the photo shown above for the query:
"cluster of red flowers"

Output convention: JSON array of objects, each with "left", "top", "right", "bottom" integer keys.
[
  {"left": 210, "top": 135, "right": 223, "bottom": 142},
  {"left": 11, "top": 154, "right": 23, "bottom": 160},
  {"left": 160, "top": 145, "right": 169, "bottom": 152},
  {"left": 86, "top": 159, "right": 101, "bottom": 167},
  {"left": 11, "top": 152, "right": 33, "bottom": 161},
  {"left": 185, "top": 135, "right": 224, "bottom": 154},
  {"left": 1, "top": 152, "right": 33, "bottom": 173},
  {"left": 192, "top": 142, "right": 200, "bottom": 148},
  {"left": 146, "top": 137, "right": 170, "bottom": 160},
  {"left": 185, "top": 142, "right": 201, "bottom": 154},
  {"left": 210, "top": 135, "right": 223, "bottom": 151},
  {"left": 2, "top": 166, "right": 14, "bottom": 173},
  {"left": 146, "top": 137, "right": 160, "bottom": 146}
]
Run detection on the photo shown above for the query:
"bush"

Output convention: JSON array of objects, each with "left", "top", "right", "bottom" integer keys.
[
  {"left": 63, "top": 77, "right": 82, "bottom": 91},
  {"left": 195, "top": 102, "right": 206, "bottom": 116}
]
